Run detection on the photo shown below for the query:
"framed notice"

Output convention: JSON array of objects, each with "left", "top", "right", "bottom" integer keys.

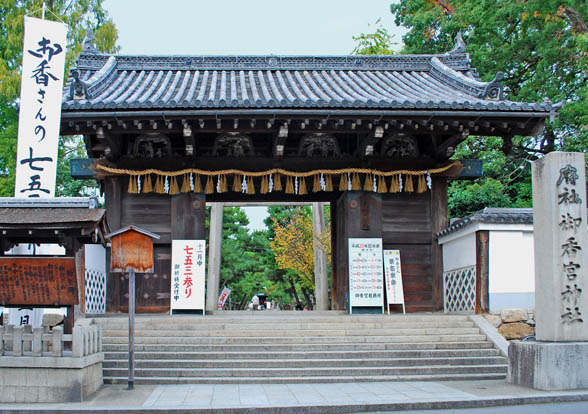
[
  {"left": 383, "top": 250, "right": 406, "bottom": 314},
  {"left": 348, "top": 238, "right": 384, "bottom": 314},
  {"left": 170, "top": 240, "right": 205, "bottom": 313},
  {"left": 0, "top": 257, "right": 78, "bottom": 306}
]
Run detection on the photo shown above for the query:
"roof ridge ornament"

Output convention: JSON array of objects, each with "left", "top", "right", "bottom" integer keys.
[
  {"left": 69, "top": 70, "right": 90, "bottom": 100},
  {"left": 82, "top": 30, "right": 98, "bottom": 54},
  {"left": 479, "top": 72, "right": 504, "bottom": 100},
  {"left": 449, "top": 31, "right": 466, "bottom": 54}
]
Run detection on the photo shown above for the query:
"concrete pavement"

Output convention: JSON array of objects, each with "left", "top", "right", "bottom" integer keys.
[{"left": 1, "top": 379, "right": 588, "bottom": 413}]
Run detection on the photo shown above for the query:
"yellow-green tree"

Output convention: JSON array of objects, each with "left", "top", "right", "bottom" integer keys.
[{"left": 270, "top": 208, "right": 331, "bottom": 308}]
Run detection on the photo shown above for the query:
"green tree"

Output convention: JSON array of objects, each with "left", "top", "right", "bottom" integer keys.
[
  {"left": 0, "top": 0, "right": 118, "bottom": 196},
  {"left": 355, "top": 1, "right": 587, "bottom": 217},
  {"left": 352, "top": 19, "right": 397, "bottom": 55}
]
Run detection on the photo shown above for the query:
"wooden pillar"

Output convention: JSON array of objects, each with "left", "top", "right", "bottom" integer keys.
[
  {"left": 475, "top": 230, "right": 490, "bottom": 314},
  {"left": 171, "top": 193, "right": 207, "bottom": 240},
  {"left": 206, "top": 203, "right": 223, "bottom": 312},
  {"left": 73, "top": 240, "right": 85, "bottom": 323},
  {"left": 431, "top": 176, "right": 448, "bottom": 311},
  {"left": 105, "top": 177, "right": 122, "bottom": 313},
  {"left": 334, "top": 192, "right": 382, "bottom": 311},
  {"left": 312, "top": 202, "right": 329, "bottom": 310}
]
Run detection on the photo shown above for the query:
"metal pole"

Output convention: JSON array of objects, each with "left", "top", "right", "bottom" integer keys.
[
  {"left": 128, "top": 268, "right": 135, "bottom": 390},
  {"left": 41, "top": 2, "right": 46, "bottom": 19}
]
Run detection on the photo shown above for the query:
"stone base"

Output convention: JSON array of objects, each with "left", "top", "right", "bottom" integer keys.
[
  {"left": 508, "top": 341, "right": 588, "bottom": 390},
  {"left": 0, "top": 353, "right": 103, "bottom": 402}
]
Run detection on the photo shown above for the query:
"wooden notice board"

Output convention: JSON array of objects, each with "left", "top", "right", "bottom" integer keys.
[{"left": 0, "top": 257, "right": 78, "bottom": 306}]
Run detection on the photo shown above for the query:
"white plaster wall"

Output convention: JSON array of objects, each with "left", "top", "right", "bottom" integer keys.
[
  {"left": 489, "top": 230, "right": 535, "bottom": 293},
  {"left": 441, "top": 232, "right": 476, "bottom": 271},
  {"left": 6, "top": 243, "right": 65, "bottom": 256},
  {"left": 488, "top": 230, "right": 535, "bottom": 311},
  {"left": 84, "top": 244, "right": 106, "bottom": 272}
]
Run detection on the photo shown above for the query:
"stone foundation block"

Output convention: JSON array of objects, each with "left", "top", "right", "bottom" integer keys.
[
  {"left": 508, "top": 341, "right": 588, "bottom": 390},
  {"left": 0, "top": 353, "right": 103, "bottom": 402}
]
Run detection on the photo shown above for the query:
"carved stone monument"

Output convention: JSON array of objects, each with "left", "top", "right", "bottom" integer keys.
[{"left": 508, "top": 152, "right": 588, "bottom": 390}]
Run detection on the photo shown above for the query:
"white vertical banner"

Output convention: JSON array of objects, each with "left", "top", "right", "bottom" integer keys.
[
  {"left": 171, "top": 240, "right": 206, "bottom": 312},
  {"left": 15, "top": 16, "right": 67, "bottom": 197},
  {"left": 217, "top": 286, "right": 231, "bottom": 310},
  {"left": 383, "top": 250, "right": 405, "bottom": 314},
  {"left": 348, "top": 238, "right": 384, "bottom": 313}
]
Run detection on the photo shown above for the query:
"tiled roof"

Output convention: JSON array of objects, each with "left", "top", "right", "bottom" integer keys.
[
  {"left": 62, "top": 52, "right": 557, "bottom": 113},
  {"left": 0, "top": 208, "right": 105, "bottom": 226},
  {"left": 437, "top": 208, "right": 534, "bottom": 237}
]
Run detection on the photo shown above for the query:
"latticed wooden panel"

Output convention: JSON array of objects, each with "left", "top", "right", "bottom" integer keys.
[
  {"left": 443, "top": 266, "right": 476, "bottom": 313},
  {"left": 85, "top": 269, "right": 107, "bottom": 314}
]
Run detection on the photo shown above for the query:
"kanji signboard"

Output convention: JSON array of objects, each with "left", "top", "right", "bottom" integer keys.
[
  {"left": 383, "top": 250, "right": 406, "bottom": 314},
  {"left": 348, "top": 238, "right": 384, "bottom": 313},
  {"left": 15, "top": 16, "right": 67, "bottom": 197},
  {"left": 171, "top": 240, "right": 205, "bottom": 312}
]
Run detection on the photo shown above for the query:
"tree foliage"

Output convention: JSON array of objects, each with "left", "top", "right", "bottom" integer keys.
[
  {"left": 355, "top": 1, "right": 587, "bottom": 217},
  {"left": 269, "top": 206, "right": 331, "bottom": 309},
  {"left": 0, "top": 0, "right": 118, "bottom": 196},
  {"left": 352, "top": 19, "right": 397, "bottom": 55}
]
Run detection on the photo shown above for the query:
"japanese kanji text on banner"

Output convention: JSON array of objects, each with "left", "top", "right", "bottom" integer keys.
[
  {"left": 383, "top": 250, "right": 406, "bottom": 314},
  {"left": 348, "top": 238, "right": 384, "bottom": 313},
  {"left": 171, "top": 240, "right": 206, "bottom": 312},
  {"left": 15, "top": 16, "right": 67, "bottom": 198}
]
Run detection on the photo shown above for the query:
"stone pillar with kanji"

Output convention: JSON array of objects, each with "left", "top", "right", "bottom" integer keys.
[{"left": 508, "top": 152, "right": 588, "bottom": 391}]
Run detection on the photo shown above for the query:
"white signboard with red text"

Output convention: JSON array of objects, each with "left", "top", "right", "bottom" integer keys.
[
  {"left": 348, "top": 238, "right": 384, "bottom": 313},
  {"left": 383, "top": 250, "right": 406, "bottom": 314},
  {"left": 171, "top": 240, "right": 205, "bottom": 312},
  {"left": 15, "top": 16, "right": 67, "bottom": 197}
]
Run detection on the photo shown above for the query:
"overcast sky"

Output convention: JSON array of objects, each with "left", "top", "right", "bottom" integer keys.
[{"left": 100, "top": 0, "right": 406, "bottom": 231}]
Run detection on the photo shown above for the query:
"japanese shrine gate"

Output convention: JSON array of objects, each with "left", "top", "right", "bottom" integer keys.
[{"left": 61, "top": 36, "right": 556, "bottom": 313}]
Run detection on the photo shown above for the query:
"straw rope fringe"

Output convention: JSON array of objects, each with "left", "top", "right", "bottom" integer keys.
[{"left": 103, "top": 162, "right": 459, "bottom": 196}]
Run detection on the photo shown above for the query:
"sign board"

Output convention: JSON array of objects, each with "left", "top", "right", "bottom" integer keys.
[
  {"left": 217, "top": 286, "right": 231, "bottom": 310},
  {"left": 171, "top": 240, "right": 205, "bottom": 312},
  {"left": 383, "top": 250, "right": 406, "bottom": 314},
  {"left": 15, "top": 16, "right": 67, "bottom": 197},
  {"left": 0, "top": 257, "right": 78, "bottom": 306},
  {"left": 8, "top": 308, "right": 44, "bottom": 328},
  {"left": 348, "top": 238, "right": 384, "bottom": 313}
]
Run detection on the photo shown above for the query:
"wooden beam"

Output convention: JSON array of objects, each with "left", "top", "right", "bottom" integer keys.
[
  {"left": 431, "top": 176, "right": 448, "bottom": 311},
  {"left": 435, "top": 133, "right": 464, "bottom": 160},
  {"left": 355, "top": 126, "right": 384, "bottom": 157},
  {"left": 475, "top": 230, "right": 490, "bottom": 314}
]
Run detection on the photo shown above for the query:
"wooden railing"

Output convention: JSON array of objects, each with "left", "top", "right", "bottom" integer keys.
[{"left": 0, "top": 323, "right": 102, "bottom": 357}]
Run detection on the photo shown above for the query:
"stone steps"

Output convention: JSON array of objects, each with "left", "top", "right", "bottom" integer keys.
[
  {"left": 102, "top": 341, "right": 495, "bottom": 352},
  {"left": 96, "top": 313, "right": 506, "bottom": 384},
  {"left": 104, "top": 348, "right": 501, "bottom": 360},
  {"left": 103, "top": 372, "right": 508, "bottom": 385},
  {"left": 104, "top": 356, "right": 506, "bottom": 369}
]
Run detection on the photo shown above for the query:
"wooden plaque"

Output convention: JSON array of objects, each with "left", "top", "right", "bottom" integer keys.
[{"left": 0, "top": 257, "right": 78, "bottom": 306}]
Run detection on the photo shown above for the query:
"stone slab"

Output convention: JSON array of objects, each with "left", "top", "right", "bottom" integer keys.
[
  {"left": 508, "top": 341, "right": 588, "bottom": 390},
  {"left": 532, "top": 152, "right": 588, "bottom": 341}
]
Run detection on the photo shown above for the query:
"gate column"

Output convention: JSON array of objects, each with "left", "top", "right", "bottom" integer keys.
[
  {"left": 333, "top": 192, "right": 382, "bottom": 311},
  {"left": 312, "top": 202, "right": 329, "bottom": 310},
  {"left": 171, "top": 193, "right": 206, "bottom": 240},
  {"left": 206, "top": 203, "right": 223, "bottom": 312}
]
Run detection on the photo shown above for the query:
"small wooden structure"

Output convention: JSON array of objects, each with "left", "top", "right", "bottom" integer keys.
[
  {"left": 108, "top": 225, "right": 159, "bottom": 273},
  {"left": 0, "top": 197, "right": 108, "bottom": 331},
  {"left": 105, "top": 225, "right": 159, "bottom": 389}
]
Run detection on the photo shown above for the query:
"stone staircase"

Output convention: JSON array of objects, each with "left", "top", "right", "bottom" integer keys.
[{"left": 94, "top": 312, "right": 507, "bottom": 384}]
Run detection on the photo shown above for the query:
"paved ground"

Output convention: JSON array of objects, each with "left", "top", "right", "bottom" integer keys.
[{"left": 1, "top": 380, "right": 588, "bottom": 413}]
